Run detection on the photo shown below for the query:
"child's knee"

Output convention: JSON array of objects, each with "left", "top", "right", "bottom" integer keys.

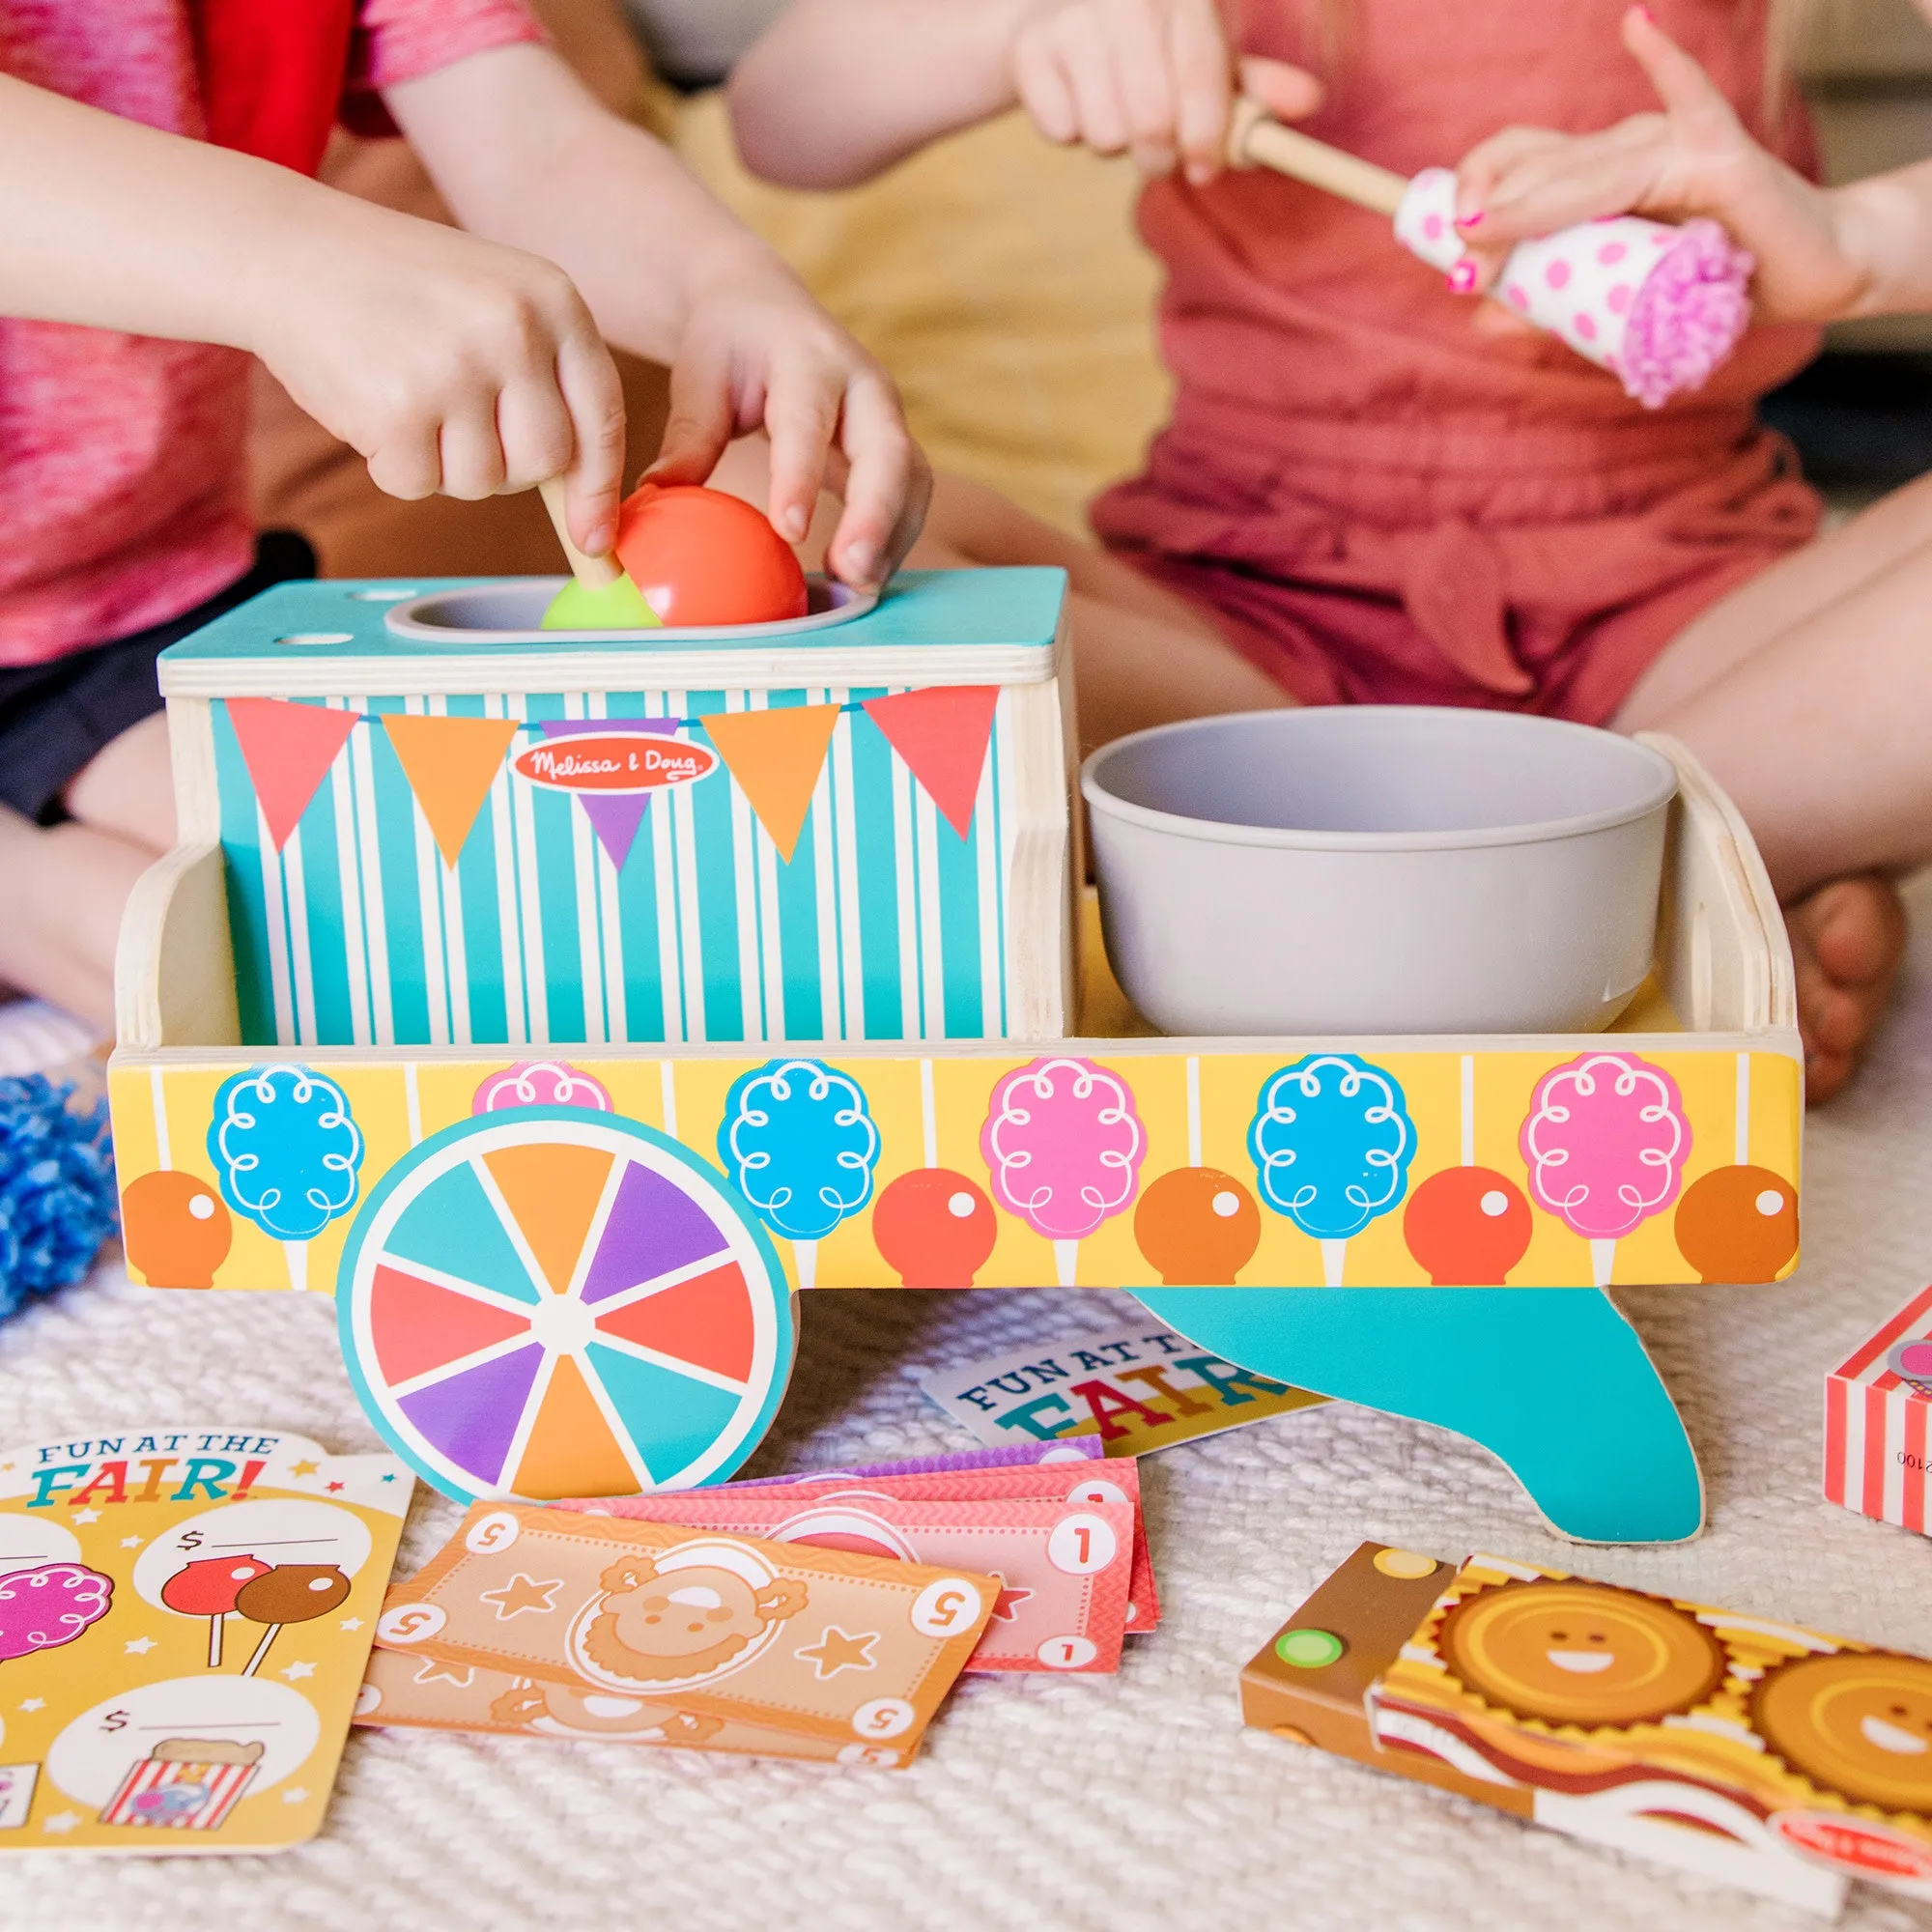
[{"left": 62, "top": 714, "right": 176, "bottom": 852}]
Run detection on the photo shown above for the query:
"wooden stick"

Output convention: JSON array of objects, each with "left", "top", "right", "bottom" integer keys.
[
  {"left": 537, "top": 476, "right": 624, "bottom": 588},
  {"left": 1225, "top": 98, "right": 1407, "bottom": 216}
]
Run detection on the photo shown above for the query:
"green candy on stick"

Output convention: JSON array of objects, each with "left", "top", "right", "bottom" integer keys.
[{"left": 537, "top": 477, "right": 660, "bottom": 631}]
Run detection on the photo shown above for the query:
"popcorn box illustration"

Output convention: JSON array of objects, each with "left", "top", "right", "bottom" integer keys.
[
  {"left": 99, "top": 1739, "right": 262, "bottom": 1831},
  {"left": 106, "top": 567, "right": 1805, "bottom": 1548},
  {"left": 1826, "top": 1285, "right": 1932, "bottom": 1533}
]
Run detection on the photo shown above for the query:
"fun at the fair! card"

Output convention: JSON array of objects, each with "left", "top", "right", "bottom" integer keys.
[
  {"left": 376, "top": 1504, "right": 995, "bottom": 1755},
  {"left": 921, "top": 1319, "right": 1327, "bottom": 1456},
  {"left": 570, "top": 1488, "right": 1136, "bottom": 1674},
  {"left": 0, "top": 1425, "right": 410, "bottom": 1853}
]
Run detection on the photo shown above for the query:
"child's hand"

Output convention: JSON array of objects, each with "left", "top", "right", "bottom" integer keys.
[
  {"left": 1450, "top": 6, "right": 1864, "bottom": 324},
  {"left": 640, "top": 245, "right": 929, "bottom": 593},
  {"left": 1011, "top": 0, "right": 1321, "bottom": 185},
  {"left": 255, "top": 201, "right": 629, "bottom": 555}
]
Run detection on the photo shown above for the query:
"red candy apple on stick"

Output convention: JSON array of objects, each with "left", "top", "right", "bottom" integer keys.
[{"left": 160, "top": 1555, "right": 272, "bottom": 1668}]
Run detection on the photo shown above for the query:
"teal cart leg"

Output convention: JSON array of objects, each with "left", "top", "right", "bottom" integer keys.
[{"left": 1135, "top": 1287, "right": 1703, "bottom": 1546}]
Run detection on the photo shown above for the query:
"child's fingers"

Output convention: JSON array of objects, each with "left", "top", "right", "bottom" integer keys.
[
  {"left": 553, "top": 328, "right": 628, "bottom": 555},
  {"left": 363, "top": 425, "right": 442, "bottom": 503},
  {"left": 1236, "top": 55, "right": 1323, "bottom": 126},
  {"left": 827, "top": 369, "right": 928, "bottom": 588},
  {"left": 437, "top": 407, "right": 509, "bottom": 501},
  {"left": 1055, "top": 7, "right": 1132, "bottom": 154},
  {"left": 645, "top": 335, "right": 741, "bottom": 494},
  {"left": 1169, "top": 0, "right": 1232, "bottom": 184},
  {"left": 1454, "top": 126, "right": 1568, "bottom": 228},
  {"left": 762, "top": 350, "right": 843, "bottom": 546},
  {"left": 1014, "top": 27, "right": 1080, "bottom": 144},
  {"left": 1475, "top": 124, "right": 1666, "bottom": 240},
  {"left": 1100, "top": 0, "right": 1180, "bottom": 176},
  {"left": 1622, "top": 3, "right": 1736, "bottom": 136}
]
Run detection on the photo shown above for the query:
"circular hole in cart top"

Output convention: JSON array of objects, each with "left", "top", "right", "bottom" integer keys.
[
  {"left": 383, "top": 576, "right": 874, "bottom": 644},
  {"left": 274, "top": 632, "right": 356, "bottom": 646}
]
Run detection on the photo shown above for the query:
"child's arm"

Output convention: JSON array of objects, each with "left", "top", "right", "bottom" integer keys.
[
  {"left": 0, "top": 71, "right": 628, "bottom": 552},
  {"left": 1452, "top": 6, "right": 1932, "bottom": 326},
  {"left": 383, "top": 41, "right": 923, "bottom": 586},
  {"left": 728, "top": 0, "right": 1321, "bottom": 192}
]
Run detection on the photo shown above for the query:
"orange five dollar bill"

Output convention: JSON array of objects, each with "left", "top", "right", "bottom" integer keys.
[
  {"left": 355, "top": 1649, "right": 870, "bottom": 1765},
  {"left": 375, "top": 1505, "right": 996, "bottom": 1750}
]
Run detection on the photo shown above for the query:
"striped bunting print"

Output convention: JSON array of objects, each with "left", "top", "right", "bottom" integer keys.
[{"left": 213, "top": 687, "right": 1018, "bottom": 1050}]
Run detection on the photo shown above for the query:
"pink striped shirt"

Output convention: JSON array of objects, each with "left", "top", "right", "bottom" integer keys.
[{"left": 0, "top": 0, "right": 545, "bottom": 666}]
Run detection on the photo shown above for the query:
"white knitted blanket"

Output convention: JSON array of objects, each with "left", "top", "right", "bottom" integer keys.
[{"left": 8, "top": 891, "right": 1932, "bottom": 1932}]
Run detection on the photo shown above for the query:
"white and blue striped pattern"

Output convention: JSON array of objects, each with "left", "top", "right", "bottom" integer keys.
[{"left": 214, "top": 687, "right": 1018, "bottom": 1048}]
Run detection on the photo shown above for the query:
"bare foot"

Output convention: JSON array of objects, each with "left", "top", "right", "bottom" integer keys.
[{"left": 1787, "top": 874, "right": 1908, "bottom": 1104}]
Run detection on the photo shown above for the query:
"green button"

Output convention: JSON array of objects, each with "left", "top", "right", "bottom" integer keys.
[{"left": 1275, "top": 1627, "right": 1345, "bottom": 1669}]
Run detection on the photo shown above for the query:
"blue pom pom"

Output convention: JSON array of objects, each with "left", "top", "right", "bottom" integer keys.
[{"left": 0, "top": 1075, "right": 117, "bottom": 1321}]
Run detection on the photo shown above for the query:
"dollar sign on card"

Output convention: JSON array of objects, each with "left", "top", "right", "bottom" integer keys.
[
  {"left": 178, "top": 1529, "right": 203, "bottom": 1551},
  {"left": 100, "top": 1710, "right": 128, "bottom": 1733}
]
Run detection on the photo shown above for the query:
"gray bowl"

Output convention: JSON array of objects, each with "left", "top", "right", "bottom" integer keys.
[{"left": 1081, "top": 707, "right": 1677, "bottom": 1037}]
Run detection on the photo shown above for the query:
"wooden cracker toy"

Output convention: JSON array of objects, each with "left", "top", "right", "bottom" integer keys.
[
  {"left": 1244, "top": 1543, "right": 1932, "bottom": 1917},
  {"left": 105, "top": 562, "right": 1806, "bottom": 1545}
]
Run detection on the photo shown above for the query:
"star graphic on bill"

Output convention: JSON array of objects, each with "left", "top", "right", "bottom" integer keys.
[
  {"left": 289, "top": 1460, "right": 320, "bottom": 1478},
  {"left": 479, "top": 1573, "right": 563, "bottom": 1620},
  {"left": 414, "top": 1660, "right": 475, "bottom": 1688},
  {"left": 17, "top": 1698, "right": 43, "bottom": 1714},
  {"left": 71, "top": 1509, "right": 100, "bottom": 1525},
  {"left": 282, "top": 1787, "right": 309, "bottom": 1805},
  {"left": 795, "top": 1626, "right": 880, "bottom": 1680},
  {"left": 326, "top": 1481, "right": 346, "bottom": 1493},
  {"left": 123, "top": 1636, "right": 156, "bottom": 1656},
  {"left": 280, "top": 1662, "right": 317, "bottom": 1683},
  {"left": 989, "top": 1574, "right": 1033, "bottom": 1623},
  {"left": 42, "top": 1811, "right": 79, "bottom": 1834},
  {"left": 119, "top": 1536, "right": 143, "bottom": 1549},
  {"left": 339, "top": 1617, "right": 363, "bottom": 1632}
]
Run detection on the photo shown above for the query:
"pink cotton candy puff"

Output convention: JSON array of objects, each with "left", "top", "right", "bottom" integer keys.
[
  {"left": 473, "top": 1060, "right": 613, "bottom": 1115},
  {"left": 0, "top": 1561, "right": 113, "bottom": 1662},
  {"left": 980, "top": 1056, "right": 1146, "bottom": 1241},
  {"left": 1519, "top": 1052, "right": 1690, "bottom": 1240},
  {"left": 1618, "top": 217, "right": 1753, "bottom": 410}
]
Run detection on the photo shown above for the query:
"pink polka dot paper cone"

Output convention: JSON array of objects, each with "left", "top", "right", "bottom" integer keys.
[{"left": 1394, "top": 168, "right": 1753, "bottom": 409}]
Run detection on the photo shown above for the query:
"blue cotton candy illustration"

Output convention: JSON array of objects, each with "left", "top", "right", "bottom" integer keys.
[
  {"left": 207, "top": 1066, "right": 364, "bottom": 1291},
  {"left": 718, "top": 1059, "right": 880, "bottom": 1289},
  {"left": 1248, "top": 1053, "right": 1415, "bottom": 1285}
]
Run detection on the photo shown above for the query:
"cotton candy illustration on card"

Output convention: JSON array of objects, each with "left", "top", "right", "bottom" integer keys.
[
  {"left": 980, "top": 1057, "right": 1146, "bottom": 1286},
  {"left": 0, "top": 1424, "right": 409, "bottom": 1853}
]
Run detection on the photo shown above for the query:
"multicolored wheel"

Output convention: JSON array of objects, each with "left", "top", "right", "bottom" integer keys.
[{"left": 336, "top": 1107, "right": 794, "bottom": 1503}]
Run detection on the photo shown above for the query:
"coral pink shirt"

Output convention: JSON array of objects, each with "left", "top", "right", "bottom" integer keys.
[
  {"left": 0, "top": 0, "right": 545, "bottom": 666},
  {"left": 1092, "top": 0, "right": 1826, "bottom": 723}
]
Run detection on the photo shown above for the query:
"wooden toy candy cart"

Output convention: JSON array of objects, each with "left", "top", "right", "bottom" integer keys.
[{"left": 107, "top": 570, "right": 1801, "bottom": 1546}]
